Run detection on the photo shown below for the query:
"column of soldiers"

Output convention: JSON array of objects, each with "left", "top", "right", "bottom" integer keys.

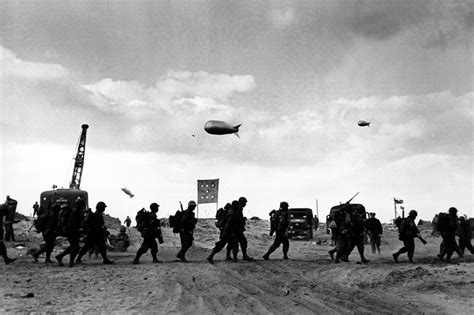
[{"left": 1, "top": 195, "right": 472, "bottom": 266}]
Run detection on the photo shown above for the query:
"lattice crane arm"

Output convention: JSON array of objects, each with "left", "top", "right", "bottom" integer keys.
[{"left": 69, "top": 124, "right": 89, "bottom": 189}]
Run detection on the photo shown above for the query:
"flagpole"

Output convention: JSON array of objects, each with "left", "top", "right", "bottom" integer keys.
[{"left": 394, "top": 198, "right": 397, "bottom": 220}]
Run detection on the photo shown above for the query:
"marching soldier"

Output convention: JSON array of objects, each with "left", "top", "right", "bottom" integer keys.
[
  {"left": 76, "top": 201, "right": 114, "bottom": 265},
  {"left": 263, "top": 201, "right": 290, "bottom": 260},
  {"left": 393, "top": 210, "right": 420, "bottom": 263},
  {"left": 0, "top": 202, "right": 15, "bottom": 264},
  {"left": 55, "top": 198, "right": 85, "bottom": 267},
  {"left": 207, "top": 202, "right": 238, "bottom": 264},
  {"left": 33, "top": 203, "right": 60, "bottom": 263},
  {"left": 176, "top": 200, "right": 197, "bottom": 262},
  {"left": 133, "top": 203, "right": 162, "bottom": 264}
]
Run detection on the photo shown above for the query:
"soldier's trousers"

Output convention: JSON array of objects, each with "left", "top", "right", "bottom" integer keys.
[
  {"left": 178, "top": 231, "right": 193, "bottom": 257},
  {"left": 348, "top": 234, "right": 366, "bottom": 260},
  {"left": 137, "top": 236, "right": 158, "bottom": 257},
  {"left": 335, "top": 233, "right": 351, "bottom": 260},
  {"left": 397, "top": 238, "right": 415, "bottom": 260},
  {"left": 369, "top": 233, "right": 381, "bottom": 253},
  {"left": 233, "top": 230, "right": 248, "bottom": 251},
  {"left": 265, "top": 232, "right": 289, "bottom": 256},
  {"left": 459, "top": 238, "right": 473, "bottom": 255},
  {"left": 78, "top": 233, "right": 107, "bottom": 260},
  {"left": 440, "top": 234, "right": 463, "bottom": 259},
  {"left": 4, "top": 223, "right": 14, "bottom": 241},
  {"left": 57, "top": 233, "right": 80, "bottom": 262},
  {"left": 211, "top": 233, "right": 237, "bottom": 256}
]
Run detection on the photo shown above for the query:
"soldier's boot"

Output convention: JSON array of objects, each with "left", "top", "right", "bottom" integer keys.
[
  {"left": 328, "top": 249, "right": 336, "bottom": 261},
  {"left": 32, "top": 247, "right": 44, "bottom": 262},
  {"left": 55, "top": 253, "right": 65, "bottom": 266},
  {"left": 206, "top": 248, "right": 218, "bottom": 264},
  {"left": 151, "top": 251, "right": 160, "bottom": 263},
  {"left": 133, "top": 248, "right": 145, "bottom": 264},
  {"left": 263, "top": 247, "right": 274, "bottom": 260},
  {"left": 75, "top": 253, "right": 84, "bottom": 264},
  {"left": 177, "top": 250, "right": 187, "bottom": 262},
  {"left": 360, "top": 255, "right": 370, "bottom": 264},
  {"left": 392, "top": 252, "right": 400, "bottom": 263},
  {"left": 45, "top": 250, "right": 53, "bottom": 263},
  {"left": 334, "top": 251, "right": 341, "bottom": 263},
  {"left": 100, "top": 251, "right": 114, "bottom": 265},
  {"left": 283, "top": 252, "right": 289, "bottom": 260},
  {"left": 437, "top": 253, "right": 445, "bottom": 262},
  {"left": 225, "top": 247, "right": 232, "bottom": 261},
  {"left": 1, "top": 242, "right": 16, "bottom": 265}
]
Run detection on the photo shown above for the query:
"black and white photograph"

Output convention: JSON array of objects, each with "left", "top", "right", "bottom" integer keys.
[{"left": 1, "top": 0, "right": 473, "bottom": 313}]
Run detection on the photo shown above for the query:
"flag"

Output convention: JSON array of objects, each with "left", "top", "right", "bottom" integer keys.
[
  {"left": 197, "top": 179, "right": 219, "bottom": 204},
  {"left": 394, "top": 198, "right": 403, "bottom": 204}
]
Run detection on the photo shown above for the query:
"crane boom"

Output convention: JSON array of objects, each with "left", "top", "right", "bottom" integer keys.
[{"left": 70, "top": 124, "right": 89, "bottom": 189}]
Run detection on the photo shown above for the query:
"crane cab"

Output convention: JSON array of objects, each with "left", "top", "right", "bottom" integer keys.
[{"left": 40, "top": 189, "right": 89, "bottom": 213}]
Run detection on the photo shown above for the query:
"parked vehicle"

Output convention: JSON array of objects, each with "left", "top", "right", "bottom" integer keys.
[{"left": 288, "top": 208, "right": 314, "bottom": 240}]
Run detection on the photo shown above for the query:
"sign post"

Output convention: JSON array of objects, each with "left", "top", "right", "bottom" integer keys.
[{"left": 197, "top": 179, "right": 219, "bottom": 219}]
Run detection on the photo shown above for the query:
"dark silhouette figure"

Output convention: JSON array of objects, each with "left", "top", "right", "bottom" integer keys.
[
  {"left": 207, "top": 202, "right": 238, "bottom": 264},
  {"left": 366, "top": 212, "right": 383, "bottom": 254},
  {"left": 438, "top": 207, "right": 464, "bottom": 262},
  {"left": 263, "top": 202, "right": 290, "bottom": 260},
  {"left": 0, "top": 202, "right": 15, "bottom": 264},
  {"left": 133, "top": 203, "right": 162, "bottom": 264},
  {"left": 176, "top": 200, "right": 197, "bottom": 262},
  {"left": 458, "top": 216, "right": 473, "bottom": 255},
  {"left": 76, "top": 202, "right": 114, "bottom": 265},
  {"left": 226, "top": 197, "right": 254, "bottom": 261},
  {"left": 393, "top": 210, "right": 419, "bottom": 263},
  {"left": 33, "top": 203, "right": 60, "bottom": 263},
  {"left": 124, "top": 216, "right": 132, "bottom": 228},
  {"left": 55, "top": 198, "right": 86, "bottom": 267}
]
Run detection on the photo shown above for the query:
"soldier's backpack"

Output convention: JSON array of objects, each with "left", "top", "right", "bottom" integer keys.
[
  {"left": 34, "top": 211, "right": 50, "bottom": 233},
  {"left": 395, "top": 217, "right": 409, "bottom": 240},
  {"left": 435, "top": 212, "right": 450, "bottom": 234},
  {"left": 57, "top": 206, "right": 72, "bottom": 236},
  {"left": 269, "top": 210, "right": 279, "bottom": 236},
  {"left": 215, "top": 208, "right": 227, "bottom": 229},
  {"left": 169, "top": 210, "right": 183, "bottom": 233},
  {"left": 135, "top": 208, "right": 150, "bottom": 232}
]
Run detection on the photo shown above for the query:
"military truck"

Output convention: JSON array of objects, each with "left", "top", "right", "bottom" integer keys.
[
  {"left": 326, "top": 203, "right": 367, "bottom": 234},
  {"left": 288, "top": 208, "right": 314, "bottom": 240}
]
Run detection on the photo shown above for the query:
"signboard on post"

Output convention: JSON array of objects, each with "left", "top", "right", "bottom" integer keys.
[{"left": 197, "top": 179, "right": 219, "bottom": 218}]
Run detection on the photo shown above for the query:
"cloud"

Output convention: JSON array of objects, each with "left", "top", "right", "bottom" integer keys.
[
  {"left": 344, "top": 2, "right": 430, "bottom": 40},
  {"left": 269, "top": 7, "right": 295, "bottom": 29},
  {"left": 0, "top": 46, "right": 69, "bottom": 80},
  {"left": 155, "top": 71, "right": 256, "bottom": 101}
]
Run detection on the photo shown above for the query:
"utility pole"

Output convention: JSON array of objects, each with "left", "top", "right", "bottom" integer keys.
[{"left": 315, "top": 198, "right": 319, "bottom": 218}]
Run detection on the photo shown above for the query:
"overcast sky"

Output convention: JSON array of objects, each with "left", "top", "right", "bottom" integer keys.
[{"left": 1, "top": 0, "right": 472, "bottom": 223}]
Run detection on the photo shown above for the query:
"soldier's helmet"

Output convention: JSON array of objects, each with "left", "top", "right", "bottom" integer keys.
[
  {"left": 238, "top": 197, "right": 247, "bottom": 204},
  {"left": 280, "top": 201, "right": 289, "bottom": 209},
  {"left": 448, "top": 207, "right": 458, "bottom": 215},
  {"left": 75, "top": 197, "right": 85, "bottom": 205},
  {"left": 96, "top": 201, "right": 107, "bottom": 209},
  {"left": 52, "top": 203, "right": 61, "bottom": 210},
  {"left": 188, "top": 200, "right": 197, "bottom": 207},
  {"left": 120, "top": 227, "right": 126, "bottom": 232},
  {"left": 409, "top": 210, "right": 418, "bottom": 217},
  {"left": 150, "top": 203, "right": 159, "bottom": 210}
]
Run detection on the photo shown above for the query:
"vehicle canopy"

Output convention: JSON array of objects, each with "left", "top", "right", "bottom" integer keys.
[
  {"left": 328, "top": 203, "right": 366, "bottom": 218},
  {"left": 40, "top": 189, "right": 89, "bottom": 212}
]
